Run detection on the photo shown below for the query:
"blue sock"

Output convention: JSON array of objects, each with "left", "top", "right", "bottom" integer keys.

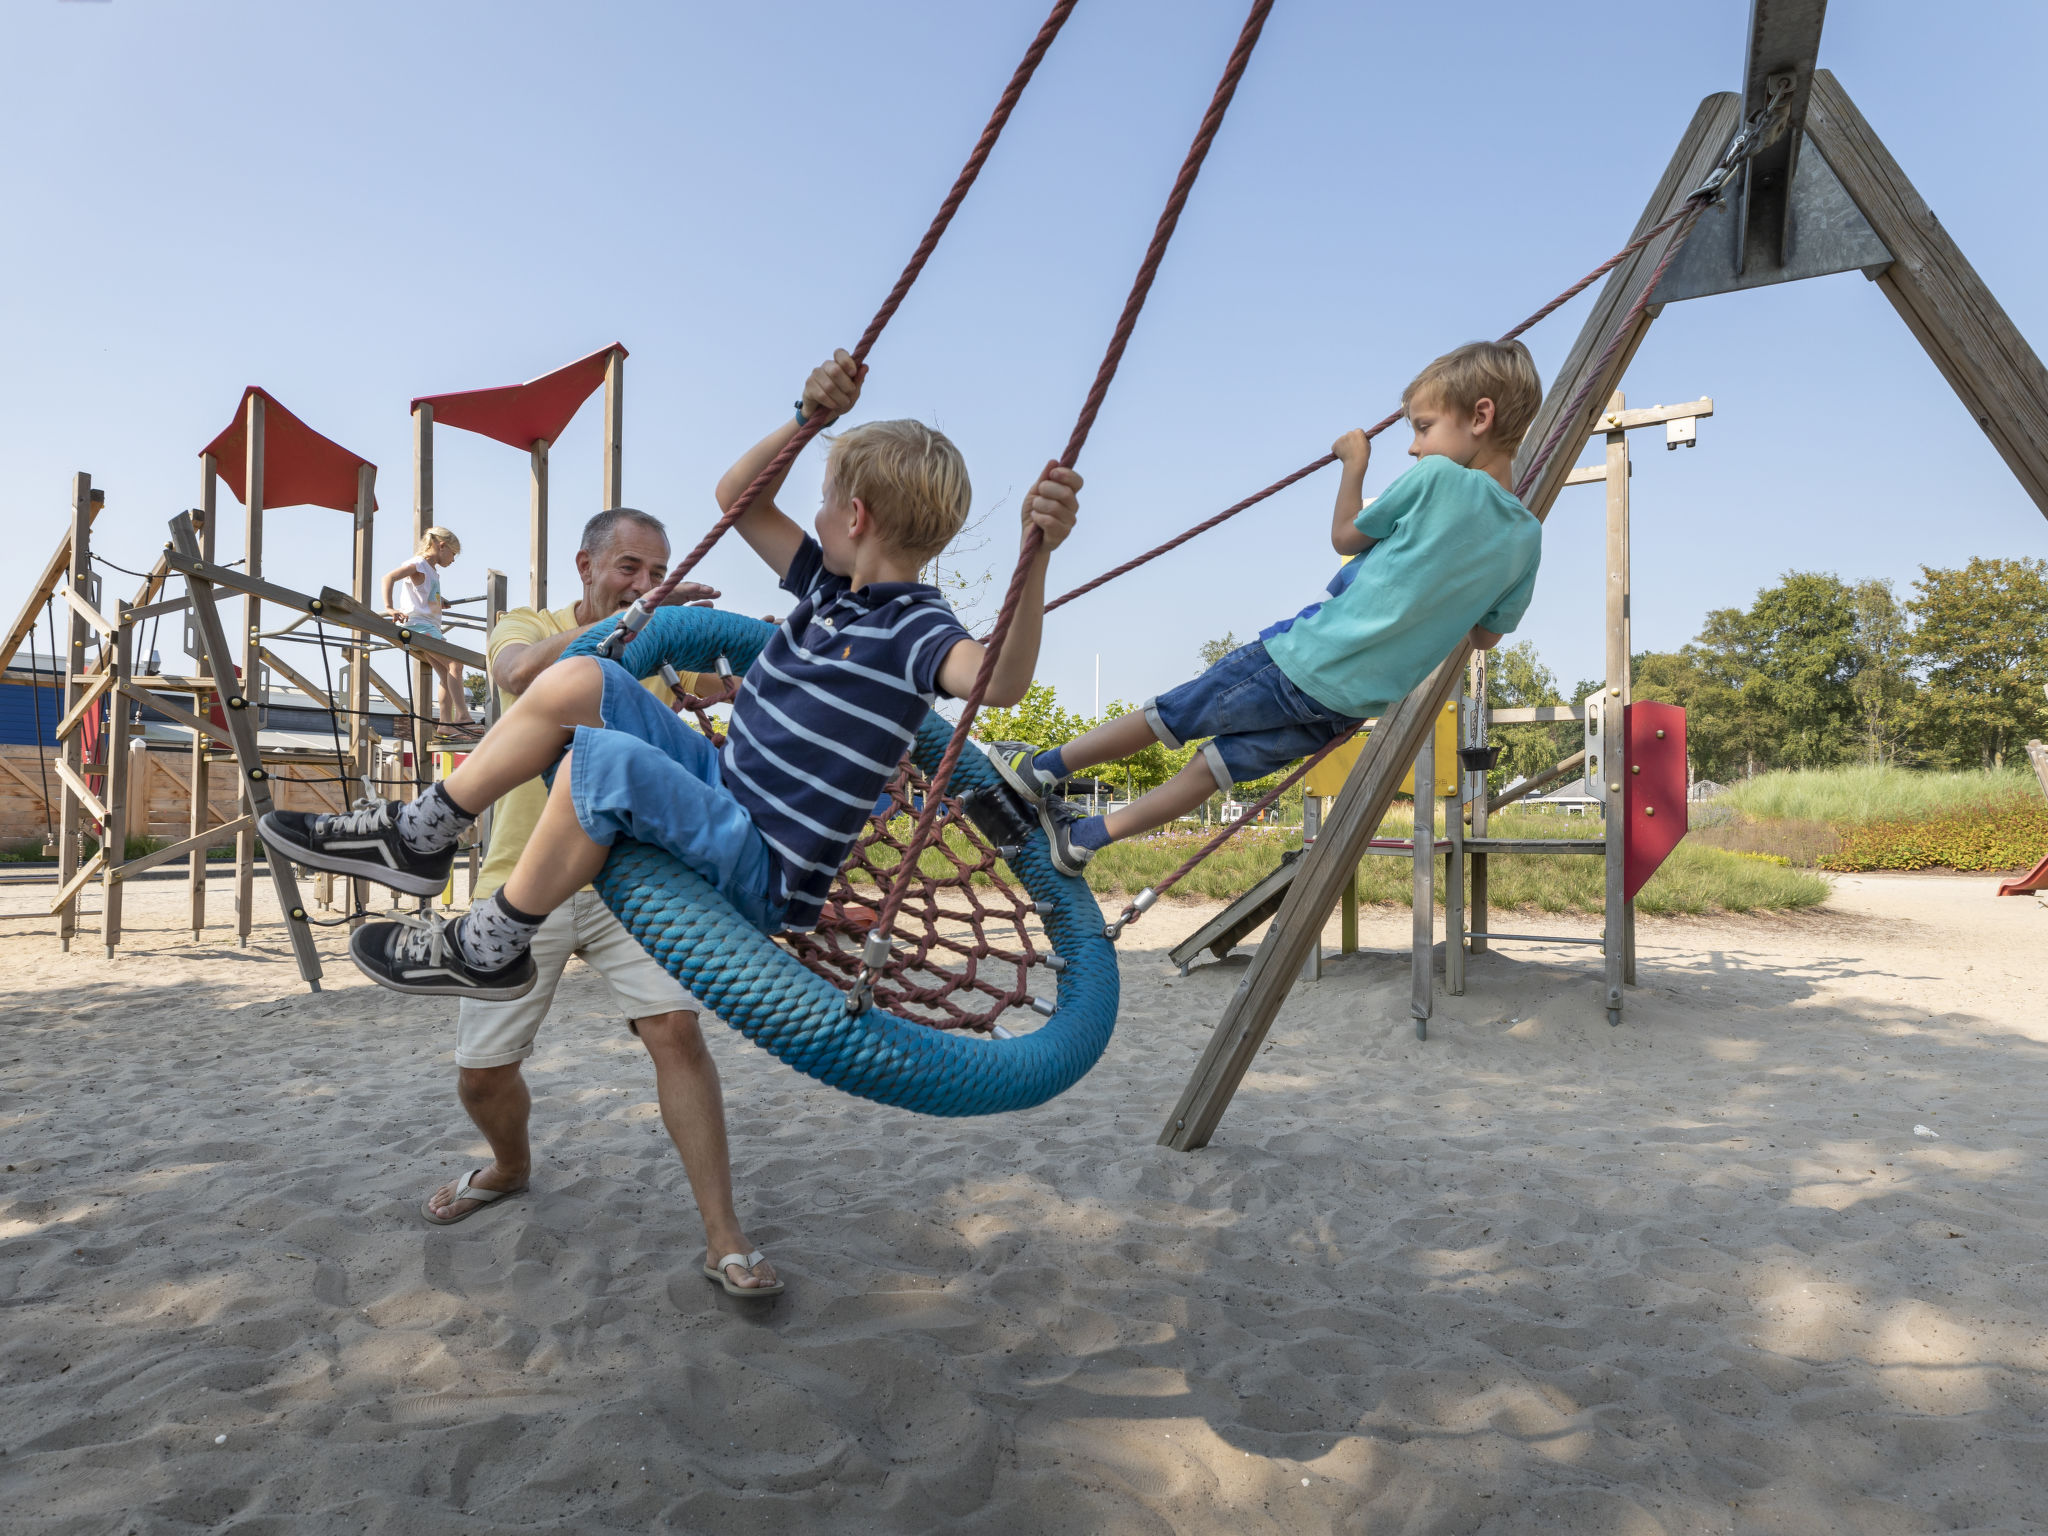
[
  {"left": 1071, "top": 816, "right": 1112, "bottom": 851},
  {"left": 1031, "top": 746, "right": 1068, "bottom": 782}
]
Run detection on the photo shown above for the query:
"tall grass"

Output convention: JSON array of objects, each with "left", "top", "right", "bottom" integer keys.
[
  {"left": 1722, "top": 764, "right": 2032, "bottom": 826},
  {"left": 1082, "top": 807, "right": 1825, "bottom": 915}
]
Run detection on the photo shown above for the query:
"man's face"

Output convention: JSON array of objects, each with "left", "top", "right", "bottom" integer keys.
[{"left": 577, "top": 522, "right": 672, "bottom": 615}]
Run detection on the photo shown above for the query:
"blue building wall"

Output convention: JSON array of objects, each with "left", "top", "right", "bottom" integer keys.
[{"left": 0, "top": 680, "right": 62, "bottom": 746}]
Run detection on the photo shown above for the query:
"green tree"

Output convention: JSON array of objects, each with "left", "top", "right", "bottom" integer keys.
[
  {"left": 1910, "top": 556, "right": 2048, "bottom": 767},
  {"left": 1482, "top": 641, "right": 1574, "bottom": 793},
  {"left": 973, "top": 681, "right": 1085, "bottom": 751},
  {"left": 1848, "top": 577, "right": 1918, "bottom": 764},
  {"left": 1197, "top": 632, "right": 1238, "bottom": 669},
  {"left": 1690, "top": 571, "right": 1859, "bottom": 773}
]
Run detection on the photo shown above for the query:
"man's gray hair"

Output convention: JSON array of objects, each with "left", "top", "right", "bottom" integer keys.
[{"left": 580, "top": 506, "right": 668, "bottom": 557}]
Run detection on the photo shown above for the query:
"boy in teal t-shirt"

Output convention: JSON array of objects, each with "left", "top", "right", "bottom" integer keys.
[{"left": 989, "top": 339, "right": 1545, "bottom": 875}]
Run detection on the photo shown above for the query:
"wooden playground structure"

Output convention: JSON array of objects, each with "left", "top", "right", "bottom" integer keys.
[
  {"left": 0, "top": 345, "right": 634, "bottom": 984},
  {"left": 1161, "top": 12, "right": 2048, "bottom": 1148}
]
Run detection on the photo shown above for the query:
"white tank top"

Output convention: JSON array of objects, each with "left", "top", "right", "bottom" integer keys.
[{"left": 393, "top": 556, "right": 440, "bottom": 622}]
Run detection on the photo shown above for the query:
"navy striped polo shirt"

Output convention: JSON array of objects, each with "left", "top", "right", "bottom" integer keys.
[{"left": 720, "top": 536, "right": 971, "bottom": 932}]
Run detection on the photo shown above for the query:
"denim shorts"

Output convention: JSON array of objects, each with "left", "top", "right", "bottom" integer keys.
[
  {"left": 1146, "top": 640, "right": 1361, "bottom": 790},
  {"left": 558, "top": 659, "right": 785, "bottom": 934}
]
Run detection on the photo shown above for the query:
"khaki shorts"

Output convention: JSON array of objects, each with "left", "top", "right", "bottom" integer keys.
[{"left": 455, "top": 889, "right": 700, "bottom": 1069}]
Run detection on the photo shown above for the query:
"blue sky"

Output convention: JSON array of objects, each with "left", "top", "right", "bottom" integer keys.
[{"left": 4, "top": 1, "right": 2044, "bottom": 712}]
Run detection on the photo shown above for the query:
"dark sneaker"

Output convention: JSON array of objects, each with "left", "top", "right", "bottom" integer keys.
[
  {"left": 1039, "top": 796, "right": 1097, "bottom": 879},
  {"left": 348, "top": 911, "right": 537, "bottom": 1000},
  {"left": 983, "top": 741, "right": 1059, "bottom": 805},
  {"left": 259, "top": 799, "right": 454, "bottom": 897}
]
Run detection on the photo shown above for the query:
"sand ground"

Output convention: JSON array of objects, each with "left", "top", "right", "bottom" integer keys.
[{"left": 2, "top": 870, "right": 2046, "bottom": 1534}]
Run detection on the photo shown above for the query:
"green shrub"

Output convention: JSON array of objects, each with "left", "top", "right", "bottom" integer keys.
[
  {"left": 1820, "top": 804, "right": 2048, "bottom": 873},
  {"left": 1723, "top": 764, "right": 2032, "bottom": 826}
]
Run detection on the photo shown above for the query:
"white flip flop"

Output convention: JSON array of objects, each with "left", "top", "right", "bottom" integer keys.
[
  {"left": 702, "top": 1249, "right": 784, "bottom": 1297},
  {"left": 421, "top": 1168, "right": 526, "bottom": 1226}
]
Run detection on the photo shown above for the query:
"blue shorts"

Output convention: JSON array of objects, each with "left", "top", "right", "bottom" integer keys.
[
  {"left": 558, "top": 660, "right": 785, "bottom": 934},
  {"left": 1145, "top": 640, "right": 1361, "bottom": 790}
]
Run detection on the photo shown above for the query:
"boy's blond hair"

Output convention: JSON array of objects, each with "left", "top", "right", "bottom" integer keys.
[
  {"left": 825, "top": 419, "right": 971, "bottom": 562},
  {"left": 1402, "top": 340, "right": 1544, "bottom": 453}
]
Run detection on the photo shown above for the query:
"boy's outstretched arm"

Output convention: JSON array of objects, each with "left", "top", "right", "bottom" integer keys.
[
  {"left": 1329, "top": 428, "right": 1378, "bottom": 557},
  {"left": 714, "top": 349, "right": 864, "bottom": 581},
  {"left": 936, "top": 466, "right": 1081, "bottom": 708}
]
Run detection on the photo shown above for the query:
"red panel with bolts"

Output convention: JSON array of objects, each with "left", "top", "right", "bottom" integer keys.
[{"left": 1623, "top": 701, "right": 1687, "bottom": 900}]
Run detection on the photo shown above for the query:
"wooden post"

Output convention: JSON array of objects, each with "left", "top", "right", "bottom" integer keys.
[
  {"left": 1603, "top": 393, "right": 1631, "bottom": 1016},
  {"left": 1445, "top": 680, "right": 1466, "bottom": 997},
  {"left": 411, "top": 401, "right": 438, "bottom": 765},
  {"left": 1159, "top": 96, "right": 1735, "bottom": 1151},
  {"left": 190, "top": 464, "right": 216, "bottom": 938},
  {"left": 1467, "top": 648, "right": 1489, "bottom": 957},
  {"left": 349, "top": 461, "right": 377, "bottom": 926},
  {"left": 530, "top": 437, "right": 551, "bottom": 611},
  {"left": 1806, "top": 71, "right": 2048, "bottom": 519},
  {"left": 56, "top": 474, "right": 93, "bottom": 951},
  {"left": 1411, "top": 732, "right": 1434, "bottom": 1038},
  {"left": 478, "top": 568, "right": 508, "bottom": 872},
  {"left": 100, "top": 601, "right": 135, "bottom": 955},
  {"left": 170, "top": 512, "right": 322, "bottom": 988},
  {"left": 1339, "top": 872, "right": 1358, "bottom": 956},
  {"left": 237, "top": 392, "right": 265, "bottom": 947},
  {"left": 602, "top": 348, "right": 624, "bottom": 511}
]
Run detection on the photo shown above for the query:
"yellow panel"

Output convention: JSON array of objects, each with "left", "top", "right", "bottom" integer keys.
[{"left": 1301, "top": 700, "right": 1458, "bottom": 799}]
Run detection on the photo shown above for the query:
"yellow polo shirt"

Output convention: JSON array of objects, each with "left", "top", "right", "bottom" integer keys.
[{"left": 474, "top": 604, "right": 712, "bottom": 898}]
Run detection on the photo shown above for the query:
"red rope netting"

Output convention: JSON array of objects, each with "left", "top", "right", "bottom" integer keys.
[{"left": 778, "top": 765, "right": 1042, "bottom": 1032}]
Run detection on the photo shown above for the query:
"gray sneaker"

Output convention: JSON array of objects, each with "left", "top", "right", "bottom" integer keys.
[
  {"left": 984, "top": 741, "right": 1059, "bottom": 804},
  {"left": 1039, "top": 796, "right": 1097, "bottom": 879}
]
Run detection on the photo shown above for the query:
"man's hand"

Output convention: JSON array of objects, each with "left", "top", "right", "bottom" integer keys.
[
  {"left": 801, "top": 348, "right": 864, "bottom": 422},
  {"left": 1022, "top": 465, "right": 1082, "bottom": 554},
  {"left": 655, "top": 581, "right": 721, "bottom": 609},
  {"left": 1332, "top": 428, "right": 1372, "bottom": 473}
]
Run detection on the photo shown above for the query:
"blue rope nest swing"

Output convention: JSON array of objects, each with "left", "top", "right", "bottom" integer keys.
[{"left": 563, "top": 608, "right": 1119, "bottom": 1117}]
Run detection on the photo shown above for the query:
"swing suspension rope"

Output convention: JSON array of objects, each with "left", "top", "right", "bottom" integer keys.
[
  {"left": 846, "top": 0, "right": 1278, "bottom": 1012},
  {"left": 598, "top": 0, "right": 1082, "bottom": 660}
]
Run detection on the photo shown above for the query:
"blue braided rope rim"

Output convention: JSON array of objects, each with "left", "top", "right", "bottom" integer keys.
[{"left": 561, "top": 607, "right": 1118, "bottom": 1116}]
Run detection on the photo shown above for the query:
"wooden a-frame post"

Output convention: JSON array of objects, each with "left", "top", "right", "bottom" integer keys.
[{"left": 1164, "top": 52, "right": 2048, "bottom": 1150}]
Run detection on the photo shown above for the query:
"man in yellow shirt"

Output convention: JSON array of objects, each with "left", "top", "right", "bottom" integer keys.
[{"left": 423, "top": 507, "right": 781, "bottom": 1296}]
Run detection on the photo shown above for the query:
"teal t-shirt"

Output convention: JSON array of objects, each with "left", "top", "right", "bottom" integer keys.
[{"left": 1264, "top": 454, "right": 1541, "bottom": 719}]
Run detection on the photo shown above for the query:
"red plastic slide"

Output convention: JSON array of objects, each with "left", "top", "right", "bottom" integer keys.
[{"left": 1997, "top": 854, "right": 2048, "bottom": 897}]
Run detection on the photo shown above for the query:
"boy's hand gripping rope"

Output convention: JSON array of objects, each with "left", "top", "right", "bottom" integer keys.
[
  {"left": 597, "top": 0, "right": 1080, "bottom": 663},
  {"left": 847, "top": 0, "right": 1277, "bottom": 1014},
  {"left": 1043, "top": 77, "right": 1796, "bottom": 617}
]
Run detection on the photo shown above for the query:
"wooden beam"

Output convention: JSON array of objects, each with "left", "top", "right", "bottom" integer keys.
[
  {"left": 53, "top": 758, "right": 110, "bottom": 824},
  {"left": 1564, "top": 463, "right": 1608, "bottom": 486},
  {"left": 0, "top": 499, "right": 103, "bottom": 678},
  {"left": 530, "top": 437, "right": 550, "bottom": 611},
  {"left": 0, "top": 751, "right": 56, "bottom": 808},
  {"left": 48, "top": 848, "right": 107, "bottom": 915},
  {"left": 1590, "top": 396, "right": 1714, "bottom": 432},
  {"left": 1485, "top": 749, "right": 1588, "bottom": 815},
  {"left": 1463, "top": 837, "right": 1606, "bottom": 855},
  {"left": 311, "top": 588, "right": 486, "bottom": 669},
  {"left": 54, "top": 669, "right": 116, "bottom": 741},
  {"left": 1487, "top": 705, "right": 1586, "bottom": 724},
  {"left": 603, "top": 347, "right": 624, "bottom": 510},
  {"left": 120, "top": 683, "right": 232, "bottom": 749},
  {"left": 54, "top": 579, "right": 116, "bottom": 639},
  {"left": 99, "top": 602, "right": 136, "bottom": 952},
  {"left": 2028, "top": 740, "right": 2048, "bottom": 803},
  {"left": 127, "top": 594, "right": 189, "bottom": 624},
  {"left": 1807, "top": 70, "right": 2048, "bottom": 517},
  {"left": 257, "top": 646, "right": 336, "bottom": 711},
  {"left": 108, "top": 815, "right": 252, "bottom": 884},
  {"left": 1159, "top": 93, "right": 1741, "bottom": 1153}
]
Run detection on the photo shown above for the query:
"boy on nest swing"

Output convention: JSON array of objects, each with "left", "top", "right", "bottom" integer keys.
[
  {"left": 987, "top": 339, "right": 1546, "bottom": 870},
  {"left": 257, "top": 348, "right": 1081, "bottom": 994}
]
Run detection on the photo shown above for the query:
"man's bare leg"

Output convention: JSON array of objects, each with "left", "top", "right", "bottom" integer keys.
[
  {"left": 633, "top": 1010, "right": 777, "bottom": 1292},
  {"left": 426, "top": 1063, "right": 532, "bottom": 1219}
]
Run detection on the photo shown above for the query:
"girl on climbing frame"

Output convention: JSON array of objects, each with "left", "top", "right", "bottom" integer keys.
[
  {"left": 989, "top": 338, "right": 1546, "bottom": 874},
  {"left": 383, "top": 525, "right": 474, "bottom": 729}
]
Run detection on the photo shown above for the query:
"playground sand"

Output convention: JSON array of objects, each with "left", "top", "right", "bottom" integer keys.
[{"left": 3, "top": 871, "right": 2046, "bottom": 1533}]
